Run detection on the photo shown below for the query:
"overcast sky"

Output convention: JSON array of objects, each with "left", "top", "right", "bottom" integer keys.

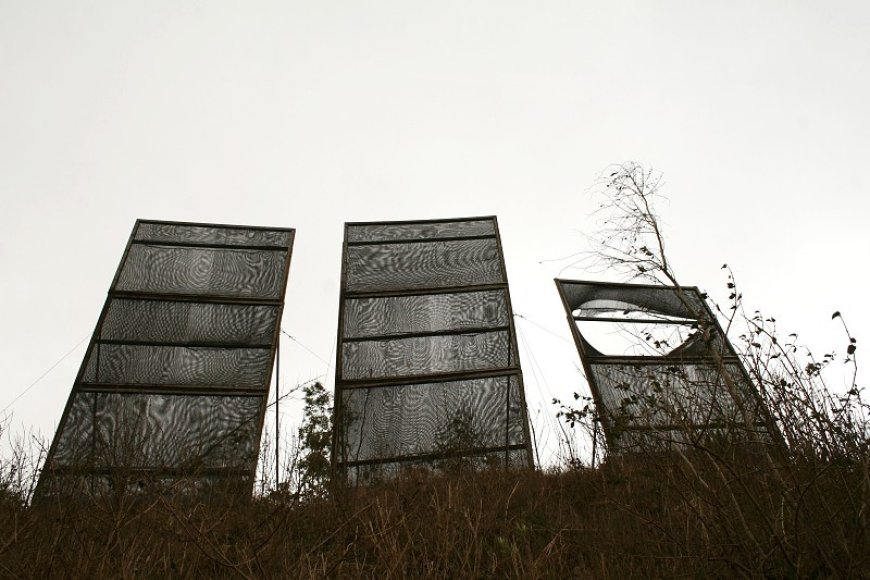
[{"left": 2, "top": 1, "right": 868, "bottom": 467}]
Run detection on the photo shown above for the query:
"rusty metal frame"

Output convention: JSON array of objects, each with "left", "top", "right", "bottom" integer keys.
[
  {"left": 35, "top": 219, "right": 295, "bottom": 501},
  {"left": 332, "top": 216, "right": 533, "bottom": 481},
  {"left": 555, "top": 278, "right": 778, "bottom": 454}
]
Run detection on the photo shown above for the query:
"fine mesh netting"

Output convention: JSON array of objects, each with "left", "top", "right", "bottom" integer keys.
[
  {"left": 556, "top": 280, "right": 776, "bottom": 453},
  {"left": 81, "top": 343, "right": 272, "bottom": 388},
  {"left": 345, "top": 238, "right": 505, "bottom": 293},
  {"left": 561, "top": 282, "right": 706, "bottom": 321},
  {"left": 52, "top": 393, "right": 261, "bottom": 470},
  {"left": 588, "top": 361, "right": 771, "bottom": 452},
  {"left": 589, "top": 362, "right": 749, "bottom": 428},
  {"left": 573, "top": 319, "right": 732, "bottom": 358},
  {"left": 335, "top": 217, "right": 532, "bottom": 480},
  {"left": 346, "top": 219, "right": 495, "bottom": 243},
  {"left": 337, "top": 376, "right": 525, "bottom": 464},
  {"left": 116, "top": 245, "right": 288, "bottom": 298},
  {"left": 37, "top": 220, "right": 293, "bottom": 500},
  {"left": 100, "top": 299, "right": 279, "bottom": 345},
  {"left": 343, "top": 289, "right": 509, "bottom": 338},
  {"left": 135, "top": 222, "right": 291, "bottom": 247},
  {"left": 342, "top": 331, "right": 515, "bottom": 380}
]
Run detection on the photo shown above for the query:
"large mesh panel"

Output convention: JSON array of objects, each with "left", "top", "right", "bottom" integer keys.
[
  {"left": 51, "top": 393, "right": 261, "bottom": 470},
  {"left": 334, "top": 217, "right": 533, "bottom": 481},
  {"left": 36, "top": 220, "right": 294, "bottom": 501},
  {"left": 345, "top": 239, "right": 505, "bottom": 293},
  {"left": 555, "top": 280, "right": 778, "bottom": 454},
  {"left": 342, "top": 331, "right": 515, "bottom": 380},
  {"left": 116, "top": 245, "right": 288, "bottom": 298},
  {"left": 81, "top": 344, "right": 272, "bottom": 388},
  {"left": 338, "top": 376, "right": 525, "bottom": 464},
  {"left": 343, "top": 290, "right": 509, "bottom": 337},
  {"left": 100, "top": 299, "right": 279, "bottom": 346}
]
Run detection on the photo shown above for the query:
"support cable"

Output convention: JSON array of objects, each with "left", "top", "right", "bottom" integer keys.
[
  {"left": 1, "top": 333, "right": 90, "bottom": 415},
  {"left": 280, "top": 329, "right": 331, "bottom": 366},
  {"left": 275, "top": 339, "right": 280, "bottom": 488},
  {"left": 513, "top": 313, "right": 572, "bottom": 343},
  {"left": 514, "top": 320, "right": 564, "bottom": 467},
  {"left": 515, "top": 314, "right": 586, "bottom": 468}
]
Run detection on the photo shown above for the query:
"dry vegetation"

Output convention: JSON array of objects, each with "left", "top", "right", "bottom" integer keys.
[
  {"left": 0, "top": 447, "right": 868, "bottom": 578},
  {"left": 2, "top": 287, "right": 867, "bottom": 578},
  {"left": 1, "top": 163, "right": 867, "bottom": 578}
]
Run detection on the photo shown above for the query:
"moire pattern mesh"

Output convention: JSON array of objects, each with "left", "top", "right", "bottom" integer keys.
[
  {"left": 37, "top": 220, "right": 293, "bottom": 499},
  {"left": 556, "top": 280, "right": 776, "bottom": 454},
  {"left": 334, "top": 218, "right": 532, "bottom": 483}
]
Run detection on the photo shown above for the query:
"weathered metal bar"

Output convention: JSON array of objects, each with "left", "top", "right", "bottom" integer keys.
[
  {"left": 573, "top": 316, "right": 697, "bottom": 325},
  {"left": 338, "top": 443, "right": 528, "bottom": 469},
  {"left": 341, "top": 325, "right": 511, "bottom": 343},
  {"left": 93, "top": 339, "right": 273, "bottom": 349},
  {"left": 345, "top": 233, "right": 497, "bottom": 247},
  {"left": 75, "top": 383, "right": 268, "bottom": 396},
  {"left": 346, "top": 215, "right": 498, "bottom": 227},
  {"left": 344, "top": 282, "right": 509, "bottom": 300},
  {"left": 108, "top": 290, "right": 283, "bottom": 306},
  {"left": 130, "top": 240, "right": 291, "bottom": 251},
  {"left": 335, "top": 368, "right": 522, "bottom": 391}
]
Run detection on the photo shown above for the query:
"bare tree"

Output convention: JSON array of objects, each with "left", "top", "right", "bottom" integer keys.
[
  {"left": 567, "top": 161, "right": 676, "bottom": 285},
  {"left": 553, "top": 161, "right": 869, "bottom": 575}
]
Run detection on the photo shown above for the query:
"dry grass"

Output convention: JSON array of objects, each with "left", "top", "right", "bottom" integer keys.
[{"left": 1, "top": 447, "right": 867, "bottom": 579}]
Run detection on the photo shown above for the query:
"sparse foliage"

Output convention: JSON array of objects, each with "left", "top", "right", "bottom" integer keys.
[
  {"left": 552, "top": 161, "right": 869, "bottom": 576},
  {"left": 296, "top": 381, "right": 332, "bottom": 497},
  {"left": 575, "top": 161, "right": 676, "bottom": 284}
]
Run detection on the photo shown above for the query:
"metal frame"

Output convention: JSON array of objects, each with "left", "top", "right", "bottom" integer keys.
[
  {"left": 35, "top": 219, "right": 295, "bottom": 500},
  {"left": 332, "top": 216, "right": 534, "bottom": 481},
  {"left": 555, "top": 279, "right": 779, "bottom": 454}
]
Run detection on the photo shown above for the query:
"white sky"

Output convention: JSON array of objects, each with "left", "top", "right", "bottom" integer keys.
[{"left": 1, "top": 1, "right": 868, "bottom": 467}]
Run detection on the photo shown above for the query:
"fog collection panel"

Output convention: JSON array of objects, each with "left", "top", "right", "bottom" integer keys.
[
  {"left": 555, "top": 280, "right": 779, "bottom": 454},
  {"left": 333, "top": 217, "right": 533, "bottom": 483},
  {"left": 36, "top": 220, "right": 294, "bottom": 499}
]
